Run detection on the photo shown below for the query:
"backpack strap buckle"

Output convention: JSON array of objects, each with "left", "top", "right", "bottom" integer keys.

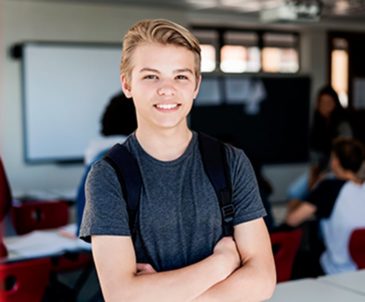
[
  {"left": 220, "top": 189, "right": 234, "bottom": 223},
  {"left": 221, "top": 204, "right": 235, "bottom": 222}
]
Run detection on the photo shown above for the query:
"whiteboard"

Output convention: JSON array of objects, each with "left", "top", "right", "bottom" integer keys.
[{"left": 22, "top": 43, "right": 122, "bottom": 163}]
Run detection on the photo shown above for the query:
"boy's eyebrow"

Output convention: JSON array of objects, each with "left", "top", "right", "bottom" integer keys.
[
  {"left": 139, "top": 68, "right": 194, "bottom": 74},
  {"left": 139, "top": 68, "right": 160, "bottom": 73},
  {"left": 174, "top": 68, "right": 194, "bottom": 74}
]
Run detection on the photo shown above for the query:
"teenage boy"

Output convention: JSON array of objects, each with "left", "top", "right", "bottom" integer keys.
[
  {"left": 286, "top": 137, "right": 365, "bottom": 274},
  {"left": 80, "top": 19, "right": 275, "bottom": 301}
]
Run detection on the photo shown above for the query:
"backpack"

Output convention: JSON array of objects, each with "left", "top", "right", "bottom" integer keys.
[{"left": 104, "top": 132, "right": 234, "bottom": 237}]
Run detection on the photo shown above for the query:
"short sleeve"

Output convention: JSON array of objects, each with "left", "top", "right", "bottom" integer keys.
[
  {"left": 225, "top": 146, "right": 266, "bottom": 226},
  {"left": 79, "top": 159, "right": 131, "bottom": 242}
]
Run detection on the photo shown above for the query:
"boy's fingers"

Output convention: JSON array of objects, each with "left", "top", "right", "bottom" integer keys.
[{"left": 136, "top": 263, "right": 156, "bottom": 274}]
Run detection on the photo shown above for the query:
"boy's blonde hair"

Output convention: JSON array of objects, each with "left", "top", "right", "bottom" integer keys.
[{"left": 121, "top": 19, "right": 201, "bottom": 85}]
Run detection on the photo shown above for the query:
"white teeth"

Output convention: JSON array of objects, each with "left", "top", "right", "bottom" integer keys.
[{"left": 156, "top": 104, "right": 178, "bottom": 109}]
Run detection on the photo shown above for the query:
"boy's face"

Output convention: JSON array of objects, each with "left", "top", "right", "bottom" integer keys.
[{"left": 121, "top": 42, "right": 201, "bottom": 133}]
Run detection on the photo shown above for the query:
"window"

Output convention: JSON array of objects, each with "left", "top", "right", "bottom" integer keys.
[
  {"left": 331, "top": 38, "right": 349, "bottom": 107},
  {"left": 201, "top": 44, "right": 216, "bottom": 72},
  {"left": 221, "top": 32, "right": 260, "bottom": 73},
  {"left": 192, "top": 27, "right": 300, "bottom": 74},
  {"left": 262, "top": 33, "right": 299, "bottom": 73},
  {"left": 193, "top": 30, "right": 218, "bottom": 72}
]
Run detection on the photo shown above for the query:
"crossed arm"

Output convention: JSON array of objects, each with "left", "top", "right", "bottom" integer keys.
[{"left": 91, "top": 218, "right": 276, "bottom": 302}]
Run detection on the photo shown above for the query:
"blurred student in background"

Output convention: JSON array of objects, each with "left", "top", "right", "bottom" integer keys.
[
  {"left": 76, "top": 92, "right": 137, "bottom": 234},
  {"left": 286, "top": 137, "right": 365, "bottom": 275},
  {"left": 287, "top": 85, "right": 353, "bottom": 206},
  {"left": 84, "top": 92, "right": 137, "bottom": 165}
]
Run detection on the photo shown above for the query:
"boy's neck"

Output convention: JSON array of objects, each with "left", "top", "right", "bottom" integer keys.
[{"left": 135, "top": 127, "right": 193, "bottom": 161}]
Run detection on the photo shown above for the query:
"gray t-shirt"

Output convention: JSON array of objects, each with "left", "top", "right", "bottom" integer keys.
[{"left": 80, "top": 132, "right": 266, "bottom": 272}]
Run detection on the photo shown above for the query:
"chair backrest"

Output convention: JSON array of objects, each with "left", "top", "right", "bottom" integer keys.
[
  {"left": 11, "top": 200, "right": 69, "bottom": 235},
  {"left": 270, "top": 228, "right": 303, "bottom": 283},
  {"left": 0, "top": 158, "right": 12, "bottom": 222},
  {"left": 349, "top": 228, "right": 365, "bottom": 269},
  {"left": 0, "top": 157, "right": 12, "bottom": 258},
  {"left": 0, "top": 242, "right": 7, "bottom": 258},
  {"left": 0, "top": 258, "right": 51, "bottom": 302}
]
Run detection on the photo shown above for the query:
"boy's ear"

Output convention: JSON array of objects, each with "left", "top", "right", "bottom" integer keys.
[
  {"left": 120, "top": 74, "right": 132, "bottom": 98},
  {"left": 193, "top": 75, "right": 202, "bottom": 99}
]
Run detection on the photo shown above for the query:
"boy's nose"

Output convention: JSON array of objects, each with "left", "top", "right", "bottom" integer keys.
[{"left": 157, "top": 81, "right": 176, "bottom": 96}]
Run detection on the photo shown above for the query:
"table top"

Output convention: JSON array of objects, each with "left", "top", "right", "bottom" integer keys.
[
  {"left": 268, "top": 278, "right": 365, "bottom": 302},
  {"left": 1, "top": 224, "right": 90, "bottom": 263},
  {"left": 318, "top": 269, "right": 365, "bottom": 295}
]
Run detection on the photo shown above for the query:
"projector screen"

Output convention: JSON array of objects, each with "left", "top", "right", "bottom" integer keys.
[{"left": 21, "top": 42, "right": 122, "bottom": 163}]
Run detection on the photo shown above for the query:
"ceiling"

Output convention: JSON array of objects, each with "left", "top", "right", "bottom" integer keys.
[{"left": 20, "top": 0, "right": 365, "bottom": 23}]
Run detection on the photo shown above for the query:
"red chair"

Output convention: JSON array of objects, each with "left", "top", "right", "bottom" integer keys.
[
  {"left": 270, "top": 228, "right": 303, "bottom": 283},
  {"left": 1, "top": 156, "right": 69, "bottom": 236},
  {"left": 349, "top": 228, "right": 365, "bottom": 269},
  {"left": 0, "top": 157, "right": 93, "bottom": 299},
  {"left": 0, "top": 242, "right": 7, "bottom": 259},
  {"left": 0, "top": 158, "right": 12, "bottom": 222},
  {"left": 10, "top": 201, "right": 93, "bottom": 299},
  {"left": 11, "top": 200, "right": 69, "bottom": 235},
  {"left": 0, "top": 157, "right": 12, "bottom": 258},
  {"left": 0, "top": 258, "right": 51, "bottom": 302}
]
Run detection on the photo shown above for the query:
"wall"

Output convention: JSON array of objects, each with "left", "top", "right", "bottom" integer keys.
[{"left": 1, "top": 0, "right": 365, "bottom": 202}]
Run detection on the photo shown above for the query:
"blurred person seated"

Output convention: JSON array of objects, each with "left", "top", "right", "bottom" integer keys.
[
  {"left": 84, "top": 92, "right": 137, "bottom": 165},
  {"left": 76, "top": 92, "right": 137, "bottom": 235},
  {"left": 285, "top": 137, "right": 365, "bottom": 275},
  {"left": 287, "top": 85, "right": 353, "bottom": 203}
]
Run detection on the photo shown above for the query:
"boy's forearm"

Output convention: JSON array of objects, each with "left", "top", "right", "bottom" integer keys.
[
  {"left": 192, "top": 259, "right": 276, "bottom": 302},
  {"left": 105, "top": 253, "right": 233, "bottom": 302},
  {"left": 193, "top": 220, "right": 277, "bottom": 302}
]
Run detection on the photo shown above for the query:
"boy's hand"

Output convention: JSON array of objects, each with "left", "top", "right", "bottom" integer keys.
[
  {"left": 213, "top": 237, "right": 241, "bottom": 277},
  {"left": 136, "top": 263, "right": 156, "bottom": 275}
]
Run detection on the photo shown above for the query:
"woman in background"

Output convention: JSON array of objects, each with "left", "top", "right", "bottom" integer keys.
[
  {"left": 287, "top": 85, "right": 352, "bottom": 205},
  {"left": 76, "top": 92, "right": 137, "bottom": 235}
]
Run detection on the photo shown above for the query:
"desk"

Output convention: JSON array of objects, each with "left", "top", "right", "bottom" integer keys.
[
  {"left": 318, "top": 269, "right": 365, "bottom": 296},
  {"left": 1, "top": 224, "right": 94, "bottom": 301},
  {"left": 268, "top": 278, "right": 365, "bottom": 302},
  {"left": 1, "top": 224, "right": 90, "bottom": 263}
]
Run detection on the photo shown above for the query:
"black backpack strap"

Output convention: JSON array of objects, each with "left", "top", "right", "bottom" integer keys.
[
  {"left": 198, "top": 133, "right": 234, "bottom": 236},
  {"left": 104, "top": 144, "right": 142, "bottom": 232}
]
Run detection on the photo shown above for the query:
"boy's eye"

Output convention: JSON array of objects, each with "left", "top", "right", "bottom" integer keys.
[
  {"left": 143, "top": 75, "right": 158, "bottom": 80},
  {"left": 176, "top": 75, "right": 188, "bottom": 80}
]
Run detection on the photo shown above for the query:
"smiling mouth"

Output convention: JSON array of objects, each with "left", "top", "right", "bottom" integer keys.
[{"left": 154, "top": 104, "right": 181, "bottom": 110}]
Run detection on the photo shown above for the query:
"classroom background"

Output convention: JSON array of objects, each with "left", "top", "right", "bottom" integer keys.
[{"left": 1, "top": 0, "right": 365, "bottom": 301}]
